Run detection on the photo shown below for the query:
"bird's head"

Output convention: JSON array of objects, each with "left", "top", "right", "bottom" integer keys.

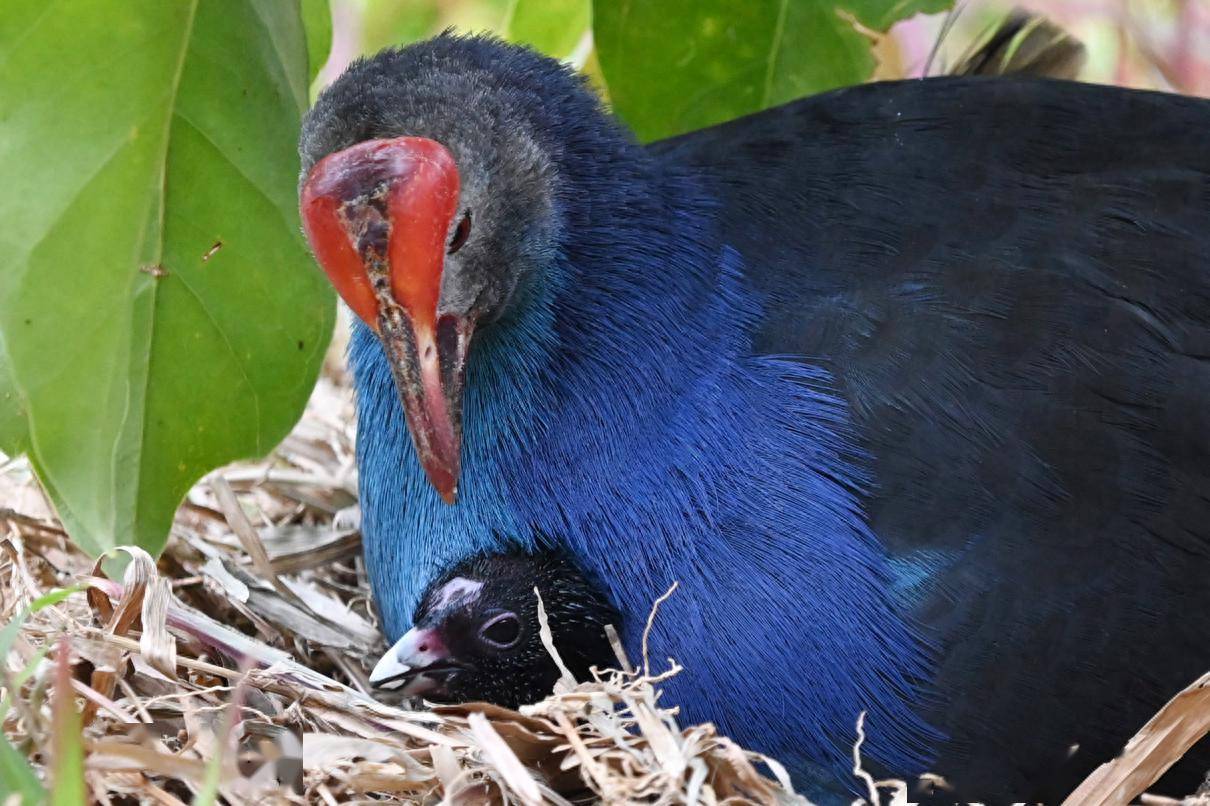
[
  {"left": 368, "top": 551, "right": 619, "bottom": 708},
  {"left": 298, "top": 36, "right": 582, "bottom": 502}
]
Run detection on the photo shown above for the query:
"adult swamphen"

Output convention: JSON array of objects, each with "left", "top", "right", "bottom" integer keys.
[{"left": 297, "top": 34, "right": 1210, "bottom": 802}]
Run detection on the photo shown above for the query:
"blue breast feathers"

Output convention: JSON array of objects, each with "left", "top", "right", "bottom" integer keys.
[{"left": 351, "top": 225, "right": 942, "bottom": 784}]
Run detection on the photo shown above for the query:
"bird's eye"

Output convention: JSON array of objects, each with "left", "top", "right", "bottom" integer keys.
[
  {"left": 478, "top": 612, "right": 521, "bottom": 648},
  {"left": 448, "top": 210, "right": 471, "bottom": 254}
]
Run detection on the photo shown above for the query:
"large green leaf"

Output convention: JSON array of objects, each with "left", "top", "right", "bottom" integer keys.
[
  {"left": 302, "top": 0, "right": 334, "bottom": 82},
  {"left": 360, "top": 0, "right": 475, "bottom": 56},
  {"left": 594, "top": 0, "right": 953, "bottom": 141},
  {"left": 0, "top": 2, "right": 335, "bottom": 557},
  {"left": 0, "top": 341, "right": 29, "bottom": 459},
  {"left": 503, "top": 0, "right": 591, "bottom": 59}
]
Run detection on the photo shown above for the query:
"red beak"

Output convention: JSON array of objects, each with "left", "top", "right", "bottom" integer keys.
[{"left": 300, "top": 137, "right": 468, "bottom": 503}]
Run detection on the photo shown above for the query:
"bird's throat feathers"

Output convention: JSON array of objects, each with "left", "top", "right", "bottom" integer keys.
[{"left": 352, "top": 151, "right": 939, "bottom": 780}]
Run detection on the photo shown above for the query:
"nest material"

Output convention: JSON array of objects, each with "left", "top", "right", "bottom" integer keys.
[
  {"left": 2, "top": 364, "right": 1209, "bottom": 805},
  {"left": 0, "top": 374, "right": 812, "bottom": 805}
]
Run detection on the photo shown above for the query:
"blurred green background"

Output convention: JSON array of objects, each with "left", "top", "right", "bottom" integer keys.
[{"left": 316, "top": 0, "right": 1210, "bottom": 101}]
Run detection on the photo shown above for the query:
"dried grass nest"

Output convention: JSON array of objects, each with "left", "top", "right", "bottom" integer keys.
[{"left": 2, "top": 373, "right": 1209, "bottom": 805}]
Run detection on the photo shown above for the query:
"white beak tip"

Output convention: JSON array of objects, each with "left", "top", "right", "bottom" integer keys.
[{"left": 369, "top": 647, "right": 413, "bottom": 688}]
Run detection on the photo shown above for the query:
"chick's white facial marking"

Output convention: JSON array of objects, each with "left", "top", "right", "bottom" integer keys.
[{"left": 433, "top": 577, "right": 483, "bottom": 610}]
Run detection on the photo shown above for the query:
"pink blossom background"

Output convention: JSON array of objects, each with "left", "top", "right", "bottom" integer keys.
[{"left": 892, "top": 0, "right": 1209, "bottom": 95}]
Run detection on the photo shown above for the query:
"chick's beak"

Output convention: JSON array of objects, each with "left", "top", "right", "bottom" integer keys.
[
  {"left": 300, "top": 136, "right": 469, "bottom": 504},
  {"left": 369, "top": 626, "right": 456, "bottom": 698}
]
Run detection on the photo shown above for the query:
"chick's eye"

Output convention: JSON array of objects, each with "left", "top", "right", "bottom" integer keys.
[
  {"left": 448, "top": 210, "right": 471, "bottom": 254},
  {"left": 478, "top": 612, "right": 521, "bottom": 648}
]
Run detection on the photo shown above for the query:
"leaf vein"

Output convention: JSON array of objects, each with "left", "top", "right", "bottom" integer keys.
[
  {"left": 171, "top": 111, "right": 296, "bottom": 232},
  {"left": 762, "top": 0, "right": 790, "bottom": 107},
  {"left": 0, "top": 0, "right": 60, "bottom": 72},
  {"left": 248, "top": 1, "right": 308, "bottom": 113},
  {"left": 122, "top": 0, "right": 200, "bottom": 540},
  {"left": 168, "top": 271, "right": 263, "bottom": 447},
  {"left": 9, "top": 130, "right": 141, "bottom": 269}
]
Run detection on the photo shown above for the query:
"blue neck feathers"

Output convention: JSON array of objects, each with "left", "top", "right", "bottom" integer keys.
[{"left": 351, "top": 144, "right": 940, "bottom": 787}]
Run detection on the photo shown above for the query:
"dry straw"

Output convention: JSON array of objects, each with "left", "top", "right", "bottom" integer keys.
[{"left": 1, "top": 372, "right": 1207, "bottom": 804}]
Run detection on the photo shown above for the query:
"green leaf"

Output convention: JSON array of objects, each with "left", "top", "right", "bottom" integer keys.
[
  {"left": 50, "top": 641, "right": 84, "bottom": 806},
  {"left": 838, "top": 0, "right": 951, "bottom": 31},
  {"left": 0, "top": 610, "right": 30, "bottom": 667},
  {"left": 193, "top": 733, "right": 225, "bottom": 806},
  {"left": 0, "top": 333, "right": 29, "bottom": 458},
  {"left": 503, "top": 0, "right": 591, "bottom": 59},
  {"left": 593, "top": 0, "right": 953, "bottom": 141},
  {"left": 301, "top": 0, "right": 333, "bottom": 81},
  {"left": 30, "top": 586, "right": 86, "bottom": 615},
  {"left": 360, "top": 0, "right": 445, "bottom": 55},
  {"left": 0, "top": 2, "right": 335, "bottom": 558},
  {"left": 0, "top": 733, "right": 44, "bottom": 805}
]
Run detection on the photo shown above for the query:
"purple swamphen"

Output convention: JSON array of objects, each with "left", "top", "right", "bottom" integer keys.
[{"left": 298, "top": 34, "right": 1210, "bottom": 802}]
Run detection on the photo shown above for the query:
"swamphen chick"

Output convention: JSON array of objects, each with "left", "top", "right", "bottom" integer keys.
[
  {"left": 298, "top": 34, "right": 1210, "bottom": 802},
  {"left": 369, "top": 550, "right": 617, "bottom": 708}
]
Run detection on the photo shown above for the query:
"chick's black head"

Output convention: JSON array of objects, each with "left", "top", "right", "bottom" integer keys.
[{"left": 369, "top": 551, "right": 620, "bottom": 709}]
